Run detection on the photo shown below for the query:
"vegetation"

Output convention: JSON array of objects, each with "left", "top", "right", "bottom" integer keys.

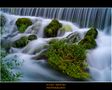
[
  {"left": 79, "top": 27, "right": 98, "bottom": 49},
  {"left": 79, "top": 36, "right": 96, "bottom": 49},
  {"left": 0, "top": 48, "right": 22, "bottom": 81},
  {"left": 28, "top": 34, "right": 37, "bottom": 41},
  {"left": 85, "top": 27, "right": 98, "bottom": 39},
  {"left": 46, "top": 39, "right": 89, "bottom": 79},
  {"left": 16, "top": 18, "right": 32, "bottom": 33},
  {"left": 44, "top": 19, "right": 62, "bottom": 37},
  {"left": 12, "top": 36, "right": 29, "bottom": 48}
]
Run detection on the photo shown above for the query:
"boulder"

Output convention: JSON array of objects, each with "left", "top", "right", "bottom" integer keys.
[
  {"left": 16, "top": 18, "right": 32, "bottom": 33},
  {"left": 12, "top": 36, "right": 29, "bottom": 48},
  {"left": 44, "top": 19, "right": 62, "bottom": 37},
  {"left": 28, "top": 34, "right": 37, "bottom": 41},
  {"left": 85, "top": 27, "right": 98, "bottom": 39}
]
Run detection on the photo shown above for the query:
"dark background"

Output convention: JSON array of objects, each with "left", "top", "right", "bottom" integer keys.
[{"left": 0, "top": 0, "right": 112, "bottom": 7}]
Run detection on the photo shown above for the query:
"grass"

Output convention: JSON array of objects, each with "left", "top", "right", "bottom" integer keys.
[{"left": 45, "top": 39, "right": 90, "bottom": 79}]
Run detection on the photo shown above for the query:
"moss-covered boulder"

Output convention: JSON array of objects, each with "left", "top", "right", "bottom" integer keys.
[
  {"left": 79, "top": 27, "right": 98, "bottom": 49},
  {"left": 16, "top": 18, "right": 32, "bottom": 33},
  {"left": 28, "top": 34, "right": 37, "bottom": 41},
  {"left": 79, "top": 36, "right": 97, "bottom": 49},
  {"left": 12, "top": 36, "right": 29, "bottom": 48},
  {"left": 0, "top": 14, "right": 6, "bottom": 27},
  {"left": 46, "top": 39, "right": 89, "bottom": 80},
  {"left": 85, "top": 27, "right": 98, "bottom": 39},
  {"left": 44, "top": 19, "right": 62, "bottom": 37}
]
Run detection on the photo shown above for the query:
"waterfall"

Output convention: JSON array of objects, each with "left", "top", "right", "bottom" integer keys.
[
  {"left": 0, "top": 8, "right": 111, "bottom": 33},
  {"left": 0, "top": 8, "right": 111, "bottom": 82}
]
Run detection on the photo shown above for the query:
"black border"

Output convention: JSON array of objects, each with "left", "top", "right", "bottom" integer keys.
[
  {"left": 0, "top": 0, "right": 112, "bottom": 7},
  {"left": 0, "top": 82, "right": 112, "bottom": 89}
]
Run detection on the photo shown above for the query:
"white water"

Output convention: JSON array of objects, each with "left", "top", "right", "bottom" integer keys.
[{"left": 1, "top": 12, "right": 111, "bottom": 82}]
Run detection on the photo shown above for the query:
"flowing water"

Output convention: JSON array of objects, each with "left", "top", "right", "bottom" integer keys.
[{"left": 0, "top": 8, "right": 111, "bottom": 82}]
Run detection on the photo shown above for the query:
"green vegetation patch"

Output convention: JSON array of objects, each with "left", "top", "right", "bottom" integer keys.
[
  {"left": 16, "top": 18, "right": 32, "bottom": 33},
  {"left": 44, "top": 19, "right": 62, "bottom": 37},
  {"left": 45, "top": 39, "right": 89, "bottom": 79}
]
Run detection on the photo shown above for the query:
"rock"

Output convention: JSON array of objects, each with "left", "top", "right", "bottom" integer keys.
[
  {"left": 78, "top": 27, "right": 98, "bottom": 49},
  {"left": 0, "top": 14, "right": 6, "bottom": 27},
  {"left": 79, "top": 36, "right": 97, "bottom": 49},
  {"left": 28, "top": 34, "right": 37, "bottom": 41},
  {"left": 58, "top": 24, "right": 72, "bottom": 36},
  {"left": 16, "top": 18, "right": 32, "bottom": 33},
  {"left": 12, "top": 36, "right": 29, "bottom": 48},
  {"left": 44, "top": 19, "right": 62, "bottom": 37},
  {"left": 66, "top": 32, "right": 82, "bottom": 43},
  {"left": 85, "top": 27, "right": 98, "bottom": 39},
  {"left": 45, "top": 39, "right": 89, "bottom": 79}
]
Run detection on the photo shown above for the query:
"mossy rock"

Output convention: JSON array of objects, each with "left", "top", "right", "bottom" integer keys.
[
  {"left": 0, "top": 14, "right": 6, "bottom": 27},
  {"left": 12, "top": 36, "right": 29, "bottom": 48},
  {"left": 44, "top": 19, "right": 62, "bottom": 37},
  {"left": 79, "top": 27, "right": 98, "bottom": 49},
  {"left": 79, "top": 36, "right": 97, "bottom": 49},
  {"left": 28, "top": 34, "right": 37, "bottom": 41},
  {"left": 46, "top": 39, "right": 89, "bottom": 79},
  {"left": 85, "top": 27, "right": 98, "bottom": 39},
  {"left": 16, "top": 18, "right": 32, "bottom": 33}
]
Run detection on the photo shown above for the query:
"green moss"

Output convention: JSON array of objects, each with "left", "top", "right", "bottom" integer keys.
[
  {"left": 79, "top": 36, "right": 97, "bottom": 49},
  {"left": 28, "top": 34, "right": 37, "bottom": 41},
  {"left": 13, "top": 36, "right": 29, "bottom": 48},
  {"left": 46, "top": 39, "right": 89, "bottom": 80},
  {"left": 85, "top": 27, "right": 98, "bottom": 39},
  {"left": 16, "top": 18, "right": 32, "bottom": 33},
  {"left": 0, "top": 48, "right": 22, "bottom": 81},
  {"left": 79, "top": 27, "right": 98, "bottom": 49},
  {"left": 44, "top": 19, "right": 62, "bottom": 37}
]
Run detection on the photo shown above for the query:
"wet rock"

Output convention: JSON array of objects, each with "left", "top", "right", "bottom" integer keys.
[
  {"left": 44, "top": 19, "right": 62, "bottom": 37},
  {"left": 12, "top": 36, "right": 29, "bottom": 48},
  {"left": 28, "top": 34, "right": 37, "bottom": 41},
  {"left": 16, "top": 18, "right": 32, "bottom": 33}
]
